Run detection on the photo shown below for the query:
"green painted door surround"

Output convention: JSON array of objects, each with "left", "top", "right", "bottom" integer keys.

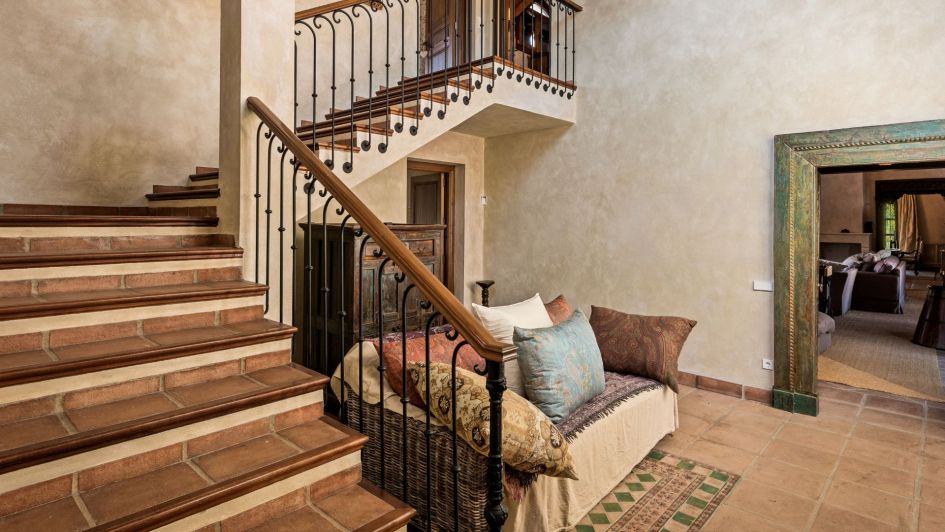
[{"left": 773, "top": 120, "right": 945, "bottom": 416}]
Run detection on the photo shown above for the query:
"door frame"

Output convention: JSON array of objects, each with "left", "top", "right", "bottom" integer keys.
[
  {"left": 773, "top": 119, "right": 945, "bottom": 416},
  {"left": 407, "top": 160, "right": 457, "bottom": 292}
]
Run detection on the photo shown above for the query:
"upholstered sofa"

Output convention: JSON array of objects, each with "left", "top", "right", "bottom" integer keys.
[{"left": 830, "top": 261, "right": 906, "bottom": 315}]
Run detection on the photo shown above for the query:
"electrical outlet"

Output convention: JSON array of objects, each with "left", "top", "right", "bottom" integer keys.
[{"left": 762, "top": 358, "right": 774, "bottom": 370}]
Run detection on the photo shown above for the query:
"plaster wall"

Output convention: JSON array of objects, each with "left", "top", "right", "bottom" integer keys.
[
  {"left": 0, "top": 1, "right": 220, "bottom": 206},
  {"left": 482, "top": 0, "right": 945, "bottom": 390}
]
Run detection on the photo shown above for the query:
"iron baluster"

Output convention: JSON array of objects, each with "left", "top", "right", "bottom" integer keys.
[
  {"left": 379, "top": 2, "right": 391, "bottom": 153},
  {"left": 562, "top": 5, "right": 567, "bottom": 98},
  {"left": 357, "top": 235, "right": 373, "bottom": 431},
  {"left": 377, "top": 254, "right": 394, "bottom": 489},
  {"left": 394, "top": 0, "right": 407, "bottom": 134},
  {"left": 569, "top": 7, "right": 575, "bottom": 98},
  {"left": 303, "top": 171, "right": 316, "bottom": 368},
  {"left": 422, "top": 308, "right": 439, "bottom": 531},
  {"left": 254, "top": 124, "right": 266, "bottom": 286},
  {"left": 516, "top": 3, "right": 524, "bottom": 82},
  {"left": 334, "top": 9, "right": 356, "bottom": 173},
  {"left": 264, "top": 134, "right": 276, "bottom": 313},
  {"left": 412, "top": 0, "right": 421, "bottom": 134},
  {"left": 478, "top": 0, "right": 484, "bottom": 90},
  {"left": 400, "top": 283, "right": 417, "bottom": 508},
  {"left": 438, "top": 0, "right": 448, "bottom": 119},
  {"left": 484, "top": 358, "right": 508, "bottom": 531},
  {"left": 449, "top": 337, "right": 469, "bottom": 532},
  {"left": 553, "top": 0, "right": 560, "bottom": 95},
  {"left": 293, "top": 41, "right": 298, "bottom": 129},
  {"left": 294, "top": 20, "right": 317, "bottom": 151},
  {"left": 321, "top": 193, "right": 333, "bottom": 375},
  {"left": 452, "top": 0, "right": 460, "bottom": 102},
  {"left": 537, "top": 5, "right": 543, "bottom": 90},
  {"left": 314, "top": 15, "right": 337, "bottom": 168},
  {"left": 277, "top": 145, "right": 288, "bottom": 323},
  {"left": 352, "top": 4, "right": 375, "bottom": 151},
  {"left": 338, "top": 212, "right": 354, "bottom": 420},
  {"left": 290, "top": 161, "right": 301, "bottom": 359}
]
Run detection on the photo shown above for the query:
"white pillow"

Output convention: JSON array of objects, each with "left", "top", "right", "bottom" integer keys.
[{"left": 472, "top": 293, "right": 553, "bottom": 396}]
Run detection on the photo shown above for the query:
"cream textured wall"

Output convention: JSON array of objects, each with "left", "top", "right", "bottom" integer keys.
[
  {"left": 0, "top": 1, "right": 220, "bottom": 206},
  {"left": 483, "top": 0, "right": 945, "bottom": 390}
]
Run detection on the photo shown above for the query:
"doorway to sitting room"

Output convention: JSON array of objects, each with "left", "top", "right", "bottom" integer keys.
[{"left": 817, "top": 162, "right": 945, "bottom": 405}]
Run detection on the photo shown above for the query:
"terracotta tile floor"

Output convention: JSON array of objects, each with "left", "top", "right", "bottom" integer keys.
[{"left": 658, "top": 381, "right": 945, "bottom": 532}]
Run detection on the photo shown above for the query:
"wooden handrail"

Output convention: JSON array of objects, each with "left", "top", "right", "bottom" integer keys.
[
  {"left": 296, "top": 0, "right": 372, "bottom": 21},
  {"left": 296, "top": 0, "right": 582, "bottom": 21},
  {"left": 247, "top": 97, "right": 516, "bottom": 363}
]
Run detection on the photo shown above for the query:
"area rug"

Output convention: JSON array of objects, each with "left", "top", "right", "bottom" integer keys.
[
  {"left": 819, "top": 275, "right": 945, "bottom": 401},
  {"left": 575, "top": 450, "right": 738, "bottom": 532}
]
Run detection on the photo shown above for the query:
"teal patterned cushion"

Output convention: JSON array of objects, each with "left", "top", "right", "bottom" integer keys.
[{"left": 513, "top": 309, "right": 606, "bottom": 423}]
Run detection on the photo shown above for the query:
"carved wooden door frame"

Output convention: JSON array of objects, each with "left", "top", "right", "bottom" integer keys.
[{"left": 773, "top": 119, "right": 945, "bottom": 415}]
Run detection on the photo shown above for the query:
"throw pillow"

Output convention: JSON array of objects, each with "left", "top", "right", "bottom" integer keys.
[
  {"left": 408, "top": 362, "right": 578, "bottom": 479},
  {"left": 544, "top": 294, "right": 574, "bottom": 325},
  {"left": 589, "top": 306, "right": 696, "bottom": 393},
  {"left": 513, "top": 310, "right": 606, "bottom": 423},
  {"left": 371, "top": 328, "right": 484, "bottom": 408},
  {"left": 471, "top": 293, "right": 553, "bottom": 396}
]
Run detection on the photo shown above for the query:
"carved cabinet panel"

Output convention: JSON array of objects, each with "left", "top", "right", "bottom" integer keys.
[{"left": 300, "top": 223, "right": 445, "bottom": 376}]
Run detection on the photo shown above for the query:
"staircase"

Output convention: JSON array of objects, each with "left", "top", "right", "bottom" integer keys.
[{"left": 0, "top": 166, "right": 414, "bottom": 531}]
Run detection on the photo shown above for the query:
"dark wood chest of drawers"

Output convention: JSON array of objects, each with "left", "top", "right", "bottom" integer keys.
[{"left": 299, "top": 223, "right": 445, "bottom": 375}]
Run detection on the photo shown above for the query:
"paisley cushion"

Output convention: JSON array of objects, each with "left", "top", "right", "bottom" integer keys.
[
  {"left": 589, "top": 306, "right": 697, "bottom": 393},
  {"left": 408, "top": 362, "right": 578, "bottom": 479},
  {"left": 371, "top": 327, "right": 483, "bottom": 408},
  {"left": 513, "top": 309, "right": 606, "bottom": 423},
  {"left": 544, "top": 294, "right": 575, "bottom": 325}
]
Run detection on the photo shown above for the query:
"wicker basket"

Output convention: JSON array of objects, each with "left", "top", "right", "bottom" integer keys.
[{"left": 345, "top": 384, "right": 489, "bottom": 531}]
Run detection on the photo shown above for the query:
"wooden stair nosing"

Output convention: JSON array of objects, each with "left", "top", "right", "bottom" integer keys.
[
  {"left": 0, "top": 282, "right": 268, "bottom": 322},
  {"left": 395, "top": 64, "right": 497, "bottom": 88},
  {"left": 146, "top": 188, "right": 221, "bottom": 201},
  {"left": 0, "top": 321, "right": 295, "bottom": 388},
  {"left": 0, "top": 247, "right": 243, "bottom": 270},
  {"left": 0, "top": 215, "right": 219, "bottom": 227},
  {"left": 0, "top": 363, "right": 327, "bottom": 475},
  {"left": 93, "top": 416, "right": 368, "bottom": 532},
  {"left": 297, "top": 123, "right": 393, "bottom": 141},
  {"left": 321, "top": 104, "right": 423, "bottom": 125},
  {"left": 352, "top": 480, "right": 417, "bottom": 532}
]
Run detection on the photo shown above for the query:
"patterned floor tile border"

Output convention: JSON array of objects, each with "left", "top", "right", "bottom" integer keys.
[{"left": 575, "top": 450, "right": 739, "bottom": 532}]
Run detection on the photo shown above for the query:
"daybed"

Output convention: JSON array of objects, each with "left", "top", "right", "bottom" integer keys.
[{"left": 331, "top": 342, "right": 679, "bottom": 531}]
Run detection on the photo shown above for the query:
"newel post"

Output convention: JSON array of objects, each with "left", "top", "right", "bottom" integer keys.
[{"left": 484, "top": 358, "right": 508, "bottom": 531}]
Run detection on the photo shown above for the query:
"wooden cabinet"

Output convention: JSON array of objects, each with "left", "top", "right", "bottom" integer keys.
[{"left": 299, "top": 223, "right": 446, "bottom": 376}]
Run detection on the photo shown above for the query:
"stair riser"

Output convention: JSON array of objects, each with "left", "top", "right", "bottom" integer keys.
[
  {"left": 0, "top": 266, "right": 242, "bottom": 293},
  {"left": 145, "top": 198, "right": 220, "bottom": 209},
  {"left": 0, "top": 391, "right": 323, "bottom": 497},
  {"left": 153, "top": 453, "right": 361, "bottom": 532},
  {"left": 0, "top": 258, "right": 244, "bottom": 283},
  {"left": 0, "top": 340, "right": 292, "bottom": 409},
  {"left": 0, "top": 226, "right": 223, "bottom": 239},
  {"left": 0, "top": 295, "right": 265, "bottom": 336}
]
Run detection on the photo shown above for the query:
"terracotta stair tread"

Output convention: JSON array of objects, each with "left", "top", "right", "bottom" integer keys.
[
  {"left": 0, "top": 213, "right": 218, "bottom": 227},
  {"left": 0, "top": 363, "right": 327, "bottom": 474},
  {"left": 313, "top": 480, "right": 416, "bottom": 532},
  {"left": 189, "top": 167, "right": 219, "bottom": 181},
  {"left": 0, "top": 280, "right": 267, "bottom": 321},
  {"left": 0, "top": 318, "right": 294, "bottom": 387},
  {"left": 0, "top": 416, "right": 367, "bottom": 531},
  {"left": 152, "top": 184, "right": 219, "bottom": 193},
  {"left": 0, "top": 245, "right": 242, "bottom": 269},
  {"left": 146, "top": 186, "right": 221, "bottom": 201}
]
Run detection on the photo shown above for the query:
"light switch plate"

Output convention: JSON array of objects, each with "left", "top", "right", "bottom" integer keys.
[
  {"left": 753, "top": 280, "right": 773, "bottom": 292},
  {"left": 480, "top": 195, "right": 488, "bottom": 205},
  {"left": 762, "top": 358, "right": 774, "bottom": 370}
]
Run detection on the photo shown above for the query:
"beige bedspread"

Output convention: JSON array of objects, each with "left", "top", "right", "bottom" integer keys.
[{"left": 331, "top": 343, "right": 679, "bottom": 531}]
